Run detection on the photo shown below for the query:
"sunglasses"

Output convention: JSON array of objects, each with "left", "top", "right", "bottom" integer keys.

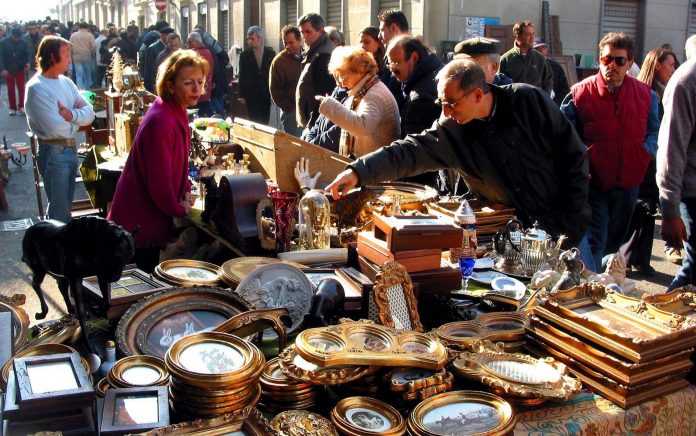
[
  {"left": 600, "top": 55, "right": 628, "bottom": 67},
  {"left": 435, "top": 89, "right": 477, "bottom": 109}
]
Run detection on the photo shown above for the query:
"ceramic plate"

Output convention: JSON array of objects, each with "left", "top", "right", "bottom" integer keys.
[
  {"left": 491, "top": 277, "right": 526, "bottom": 296},
  {"left": 234, "top": 263, "right": 314, "bottom": 334},
  {"left": 474, "top": 258, "right": 494, "bottom": 270},
  {"left": 470, "top": 271, "right": 507, "bottom": 285}
]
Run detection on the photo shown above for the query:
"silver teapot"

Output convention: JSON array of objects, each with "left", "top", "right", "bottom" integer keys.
[{"left": 494, "top": 220, "right": 564, "bottom": 275}]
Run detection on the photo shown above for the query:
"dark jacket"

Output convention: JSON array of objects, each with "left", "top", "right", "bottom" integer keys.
[
  {"left": 0, "top": 36, "right": 32, "bottom": 73},
  {"left": 143, "top": 39, "right": 165, "bottom": 92},
  {"left": 196, "top": 30, "right": 229, "bottom": 98},
  {"left": 350, "top": 84, "right": 590, "bottom": 246},
  {"left": 296, "top": 33, "right": 335, "bottom": 128},
  {"left": 239, "top": 46, "right": 275, "bottom": 106},
  {"left": 302, "top": 86, "right": 349, "bottom": 152},
  {"left": 381, "top": 56, "right": 405, "bottom": 110},
  {"left": 400, "top": 52, "right": 442, "bottom": 137},
  {"left": 547, "top": 57, "right": 570, "bottom": 107},
  {"left": 499, "top": 46, "right": 553, "bottom": 94}
]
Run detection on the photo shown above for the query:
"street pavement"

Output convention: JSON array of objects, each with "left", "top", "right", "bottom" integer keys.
[{"left": 0, "top": 85, "right": 682, "bottom": 327}]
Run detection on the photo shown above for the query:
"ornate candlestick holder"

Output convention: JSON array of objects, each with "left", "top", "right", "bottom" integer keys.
[{"left": 2, "top": 136, "right": 29, "bottom": 170}]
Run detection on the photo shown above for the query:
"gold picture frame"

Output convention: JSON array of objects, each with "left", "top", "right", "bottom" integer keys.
[
  {"left": 107, "top": 355, "right": 169, "bottom": 388},
  {"left": 22, "top": 315, "right": 81, "bottom": 351},
  {"left": 137, "top": 407, "right": 275, "bottom": 435},
  {"left": 407, "top": 390, "right": 516, "bottom": 436},
  {"left": 270, "top": 410, "right": 338, "bottom": 436},
  {"left": 434, "top": 312, "right": 529, "bottom": 353},
  {"left": 277, "top": 344, "right": 378, "bottom": 385},
  {"left": 452, "top": 340, "right": 582, "bottom": 406},
  {"left": 154, "top": 259, "right": 221, "bottom": 287},
  {"left": 372, "top": 261, "right": 424, "bottom": 332},
  {"left": 536, "top": 284, "right": 696, "bottom": 362},
  {"left": 641, "top": 285, "right": 696, "bottom": 317},
  {"left": 0, "top": 293, "right": 30, "bottom": 351},
  {"left": 528, "top": 315, "right": 694, "bottom": 386},
  {"left": 295, "top": 322, "right": 448, "bottom": 370},
  {"left": 331, "top": 396, "right": 406, "bottom": 436}
]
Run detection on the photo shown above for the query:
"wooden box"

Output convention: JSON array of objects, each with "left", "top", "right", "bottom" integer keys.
[
  {"left": 230, "top": 118, "right": 352, "bottom": 192},
  {"left": 372, "top": 213, "right": 462, "bottom": 252},
  {"left": 357, "top": 231, "right": 441, "bottom": 273}
]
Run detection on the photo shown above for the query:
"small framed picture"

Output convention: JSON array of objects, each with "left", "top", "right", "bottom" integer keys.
[
  {"left": 101, "top": 386, "right": 169, "bottom": 435},
  {"left": 13, "top": 352, "right": 93, "bottom": 407}
]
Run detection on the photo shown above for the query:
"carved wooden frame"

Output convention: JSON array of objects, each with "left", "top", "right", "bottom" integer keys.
[
  {"left": 372, "top": 261, "right": 423, "bottom": 332},
  {"left": 136, "top": 407, "right": 274, "bottom": 435}
]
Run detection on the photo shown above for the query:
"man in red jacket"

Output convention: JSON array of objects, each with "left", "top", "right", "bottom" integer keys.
[{"left": 561, "top": 32, "right": 659, "bottom": 272}]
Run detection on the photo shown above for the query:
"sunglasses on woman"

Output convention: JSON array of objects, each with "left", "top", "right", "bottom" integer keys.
[{"left": 600, "top": 55, "right": 628, "bottom": 66}]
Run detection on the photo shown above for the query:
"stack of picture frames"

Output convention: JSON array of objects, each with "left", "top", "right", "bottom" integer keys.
[
  {"left": 2, "top": 351, "right": 96, "bottom": 434},
  {"left": 528, "top": 282, "right": 696, "bottom": 408},
  {"left": 259, "top": 357, "right": 324, "bottom": 413}
]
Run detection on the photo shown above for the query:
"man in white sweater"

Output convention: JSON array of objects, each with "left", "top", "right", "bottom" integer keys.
[
  {"left": 25, "top": 36, "right": 95, "bottom": 223},
  {"left": 657, "top": 58, "right": 696, "bottom": 289}
]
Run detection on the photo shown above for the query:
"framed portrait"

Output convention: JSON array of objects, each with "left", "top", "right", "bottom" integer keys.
[
  {"left": 154, "top": 259, "right": 221, "bottom": 287},
  {"left": 107, "top": 355, "right": 169, "bottom": 388},
  {"left": 101, "top": 386, "right": 169, "bottom": 435},
  {"left": 13, "top": 352, "right": 93, "bottom": 408},
  {"left": 116, "top": 286, "right": 252, "bottom": 358},
  {"left": 372, "top": 262, "right": 424, "bottom": 332}
]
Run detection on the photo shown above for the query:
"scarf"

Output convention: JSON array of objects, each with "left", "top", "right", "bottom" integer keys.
[{"left": 339, "top": 74, "right": 379, "bottom": 158}]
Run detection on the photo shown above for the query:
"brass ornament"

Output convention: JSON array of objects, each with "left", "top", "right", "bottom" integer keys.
[{"left": 270, "top": 410, "right": 338, "bottom": 436}]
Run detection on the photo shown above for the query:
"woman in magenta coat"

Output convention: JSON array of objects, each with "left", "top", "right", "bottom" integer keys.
[{"left": 108, "top": 50, "right": 210, "bottom": 272}]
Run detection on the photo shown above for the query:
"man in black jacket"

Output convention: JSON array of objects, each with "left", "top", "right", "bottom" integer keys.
[
  {"left": 326, "top": 59, "right": 591, "bottom": 248},
  {"left": 238, "top": 26, "right": 275, "bottom": 124},
  {"left": 0, "top": 27, "right": 32, "bottom": 115}
]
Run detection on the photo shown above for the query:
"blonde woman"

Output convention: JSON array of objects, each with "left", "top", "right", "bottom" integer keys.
[
  {"left": 316, "top": 46, "right": 400, "bottom": 158},
  {"left": 108, "top": 50, "right": 209, "bottom": 272}
]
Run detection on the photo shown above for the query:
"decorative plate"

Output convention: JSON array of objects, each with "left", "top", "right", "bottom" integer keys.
[
  {"left": 470, "top": 271, "right": 507, "bottom": 285},
  {"left": 234, "top": 263, "right": 313, "bottom": 334},
  {"left": 220, "top": 257, "right": 306, "bottom": 287},
  {"left": 491, "top": 277, "right": 526, "bottom": 294},
  {"left": 474, "top": 258, "right": 494, "bottom": 270}
]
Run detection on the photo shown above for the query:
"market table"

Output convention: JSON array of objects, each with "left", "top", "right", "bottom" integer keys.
[{"left": 514, "top": 385, "right": 696, "bottom": 435}]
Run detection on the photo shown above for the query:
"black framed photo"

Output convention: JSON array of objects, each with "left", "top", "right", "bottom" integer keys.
[
  {"left": 13, "top": 352, "right": 93, "bottom": 408},
  {"left": 101, "top": 386, "right": 169, "bottom": 435}
]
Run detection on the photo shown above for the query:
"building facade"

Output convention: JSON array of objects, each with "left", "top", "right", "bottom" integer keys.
[{"left": 57, "top": 0, "right": 696, "bottom": 65}]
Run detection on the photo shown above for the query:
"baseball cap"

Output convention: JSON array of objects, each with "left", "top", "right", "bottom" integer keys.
[{"left": 533, "top": 37, "right": 547, "bottom": 49}]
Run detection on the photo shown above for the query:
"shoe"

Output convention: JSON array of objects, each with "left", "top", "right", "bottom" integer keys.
[
  {"left": 17, "top": 108, "right": 24, "bottom": 115},
  {"left": 634, "top": 264, "right": 656, "bottom": 277},
  {"left": 8, "top": 110, "right": 16, "bottom": 115},
  {"left": 665, "top": 247, "right": 684, "bottom": 265}
]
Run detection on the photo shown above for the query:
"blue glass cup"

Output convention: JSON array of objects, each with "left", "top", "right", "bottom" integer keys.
[{"left": 458, "top": 257, "right": 476, "bottom": 290}]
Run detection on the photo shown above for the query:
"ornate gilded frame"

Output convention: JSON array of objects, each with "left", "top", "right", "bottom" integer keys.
[
  {"left": 331, "top": 396, "right": 406, "bottom": 436},
  {"left": 0, "top": 293, "right": 29, "bottom": 351},
  {"left": 407, "top": 391, "right": 516, "bottom": 436},
  {"left": 22, "top": 315, "right": 80, "bottom": 351},
  {"left": 536, "top": 285, "right": 696, "bottom": 362},
  {"left": 107, "top": 355, "right": 169, "bottom": 388},
  {"left": 295, "top": 322, "right": 448, "bottom": 370},
  {"left": 137, "top": 407, "right": 275, "bottom": 435},
  {"left": 434, "top": 312, "right": 529, "bottom": 354},
  {"left": 154, "top": 259, "right": 221, "bottom": 287},
  {"left": 641, "top": 285, "right": 696, "bottom": 317},
  {"left": 452, "top": 340, "right": 582, "bottom": 406},
  {"left": 372, "top": 261, "right": 423, "bottom": 332},
  {"left": 277, "top": 344, "right": 377, "bottom": 385},
  {"left": 116, "top": 286, "right": 252, "bottom": 358},
  {"left": 271, "top": 410, "right": 338, "bottom": 436}
]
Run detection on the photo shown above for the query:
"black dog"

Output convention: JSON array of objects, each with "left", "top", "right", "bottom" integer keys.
[{"left": 22, "top": 216, "right": 136, "bottom": 353}]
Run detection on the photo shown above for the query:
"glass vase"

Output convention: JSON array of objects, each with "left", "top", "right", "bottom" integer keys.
[
  {"left": 298, "top": 189, "right": 331, "bottom": 250},
  {"left": 270, "top": 191, "right": 299, "bottom": 253}
]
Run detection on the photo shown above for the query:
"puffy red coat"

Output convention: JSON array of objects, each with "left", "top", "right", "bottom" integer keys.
[{"left": 572, "top": 72, "right": 652, "bottom": 190}]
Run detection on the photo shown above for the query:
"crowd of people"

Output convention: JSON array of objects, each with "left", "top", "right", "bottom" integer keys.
[{"left": 8, "top": 11, "right": 696, "bottom": 289}]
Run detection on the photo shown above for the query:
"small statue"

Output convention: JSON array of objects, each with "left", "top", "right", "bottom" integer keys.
[
  {"left": 552, "top": 248, "right": 583, "bottom": 292},
  {"left": 588, "top": 252, "right": 635, "bottom": 293},
  {"left": 530, "top": 269, "right": 562, "bottom": 290},
  {"left": 294, "top": 157, "right": 321, "bottom": 190},
  {"left": 303, "top": 278, "right": 345, "bottom": 328},
  {"left": 22, "top": 216, "right": 136, "bottom": 353}
]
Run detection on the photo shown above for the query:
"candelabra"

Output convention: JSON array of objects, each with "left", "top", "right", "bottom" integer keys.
[{"left": 2, "top": 135, "right": 29, "bottom": 170}]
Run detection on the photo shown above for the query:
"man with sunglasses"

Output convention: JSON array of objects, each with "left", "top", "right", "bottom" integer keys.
[
  {"left": 326, "top": 59, "right": 591, "bottom": 250},
  {"left": 561, "top": 32, "right": 659, "bottom": 272}
]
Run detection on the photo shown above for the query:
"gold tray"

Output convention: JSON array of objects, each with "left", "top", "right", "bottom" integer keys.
[
  {"left": 107, "top": 355, "right": 169, "bottom": 388},
  {"left": 331, "top": 396, "right": 406, "bottom": 436},
  {"left": 155, "top": 259, "right": 221, "bottom": 286},
  {"left": 165, "top": 331, "right": 264, "bottom": 388},
  {"left": 452, "top": 341, "right": 582, "bottom": 406},
  {"left": 528, "top": 315, "right": 694, "bottom": 385},
  {"left": 295, "top": 322, "right": 448, "bottom": 370},
  {"left": 277, "top": 344, "right": 377, "bottom": 385},
  {"left": 407, "top": 390, "right": 515, "bottom": 436},
  {"left": 536, "top": 283, "right": 696, "bottom": 362}
]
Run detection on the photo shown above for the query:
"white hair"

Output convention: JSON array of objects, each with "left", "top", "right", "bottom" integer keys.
[{"left": 686, "top": 35, "right": 696, "bottom": 61}]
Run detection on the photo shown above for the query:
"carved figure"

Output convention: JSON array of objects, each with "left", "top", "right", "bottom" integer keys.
[
  {"left": 304, "top": 278, "right": 345, "bottom": 327},
  {"left": 22, "top": 216, "right": 136, "bottom": 352},
  {"left": 605, "top": 252, "right": 627, "bottom": 286},
  {"left": 552, "top": 248, "right": 583, "bottom": 292}
]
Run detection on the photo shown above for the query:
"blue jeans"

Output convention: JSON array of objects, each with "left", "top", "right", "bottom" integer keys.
[
  {"left": 576, "top": 233, "right": 596, "bottom": 273},
  {"left": 37, "top": 144, "right": 78, "bottom": 223},
  {"left": 73, "top": 60, "right": 92, "bottom": 90},
  {"left": 669, "top": 198, "right": 696, "bottom": 290},
  {"left": 280, "top": 109, "right": 302, "bottom": 137},
  {"left": 210, "top": 96, "right": 226, "bottom": 116},
  {"left": 587, "top": 185, "right": 639, "bottom": 271}
]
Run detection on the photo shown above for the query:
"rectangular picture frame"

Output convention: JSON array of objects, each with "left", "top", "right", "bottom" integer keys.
[
  {"left": 101, "top": 386, "right": 169, "bottom": 435},
  {"left": 13, "top": 352, "right": 93, "bottom": 408}
]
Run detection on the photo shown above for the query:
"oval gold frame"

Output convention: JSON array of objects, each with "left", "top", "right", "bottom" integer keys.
[
  {"left": 116, "top": 286, "right": 252, "bottom": 358},
  {"left": 22, "top": 315, "right": 81, "bottom": 351},
  {"left": 261, "top": 357, "right": 314, "bottom": 391},
  {"left": 386, "top": 367, "right": 450, "bottom": 393},
  {"left": 0, "top": 294, "right": 30, "bottom": 351},
  {"left": 277, "top": 344, "right": 377, "bottom": 386},
  {"left": 170, "top": 384, "right": 262, "bottom": 418},
  {"left": 435, "top": 312, "right": 529, "bottom": 352},
  {"left": 96, "top": 377, "right": 112, "bottom": 397},
  {"left": 155, "top": 259, "right": 221, "bottom": 287},
  {"left": 1, "top": 343, "right": 75, "bottom": 390},
  {"left": 408, "top": 390, "right": 516, "bottom": 436},
  {"left": 165, "top": 331, "right": 264, "bottom": 388},
  {"left": 107, "top": 355, "right": 169, "bottom": 388},
  {"left": 331, "top": 396, "right": 406, "bottom": 436}
]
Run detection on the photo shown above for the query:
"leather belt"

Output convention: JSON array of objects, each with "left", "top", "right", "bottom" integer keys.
[{"left": 38, "top": 138, "right": 78, "bottom": 147}]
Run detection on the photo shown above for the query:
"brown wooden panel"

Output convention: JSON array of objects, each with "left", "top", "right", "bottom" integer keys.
[{"left": 484, "top": 25, "right": 514, "bottom": 53}]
